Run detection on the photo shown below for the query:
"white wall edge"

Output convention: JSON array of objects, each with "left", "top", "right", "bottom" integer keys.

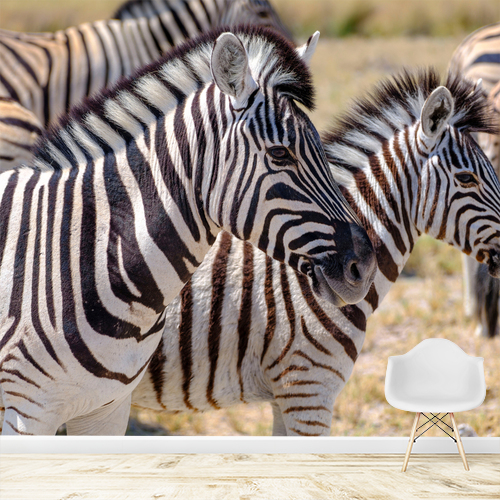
[{"left": 0, "top": 436, "right": 498, "bottom": 454}]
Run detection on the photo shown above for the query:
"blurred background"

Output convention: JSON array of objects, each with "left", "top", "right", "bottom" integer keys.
[{"left": 2, "top": 0, "right": 499, "bottom": 437}]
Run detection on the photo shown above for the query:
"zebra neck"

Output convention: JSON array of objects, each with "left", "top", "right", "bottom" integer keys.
[
  {"left": 101, "top": 116, "right": 221, "bottom": 309},
  {"left": 334, "top": 130, "right": 422, "bottom": 313}
]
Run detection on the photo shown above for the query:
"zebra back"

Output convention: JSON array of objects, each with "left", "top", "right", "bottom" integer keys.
[
  {"left": 113, "top": 0, "right": 293, "bottom": 41},
  {"left": 0, "top": 0, "right": 292, "bottom": 170},
  {"left": 448, "top": 22, "right": 500, "bottom": 95}
]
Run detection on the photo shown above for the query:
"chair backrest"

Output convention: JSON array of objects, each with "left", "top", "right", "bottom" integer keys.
[{"left": 386, "top": 338, "right": 485, "bottom": 403}]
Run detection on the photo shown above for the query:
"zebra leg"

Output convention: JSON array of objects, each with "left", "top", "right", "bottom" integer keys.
[
  {"left": 474, "top": 264, "right": 500, "bottom": 338},
  {"left": 462, "top": 254, "right": 479, "bottom": 318},
  {"left": 271, "top": 401, "right": 288, "bottom": 436},
  {"left": 66, "top": 393, "right": 132, "bottom": 436}
]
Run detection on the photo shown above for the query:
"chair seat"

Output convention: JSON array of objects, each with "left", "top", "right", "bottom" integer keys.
[{"left": 386, "top": 394, "right": 485, "bottom": 413}]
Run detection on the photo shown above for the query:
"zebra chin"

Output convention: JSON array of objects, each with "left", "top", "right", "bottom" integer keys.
[{"left": 307, "top": 224, "right": 377, "bottom": 306}]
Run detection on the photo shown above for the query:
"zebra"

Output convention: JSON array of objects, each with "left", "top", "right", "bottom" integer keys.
[
  {"left": 0, "top": 26, "right": 377, "bottom": 436},
  {"left": 113, "top": 0, "right": 293, "bottom": 41},
  {"left": 449, "top": 23, "right": 500, "bottom": 337},
  {"left": 0, "top": 98, "right": 42, "bottom": 171},
  {"left": 0, "top": 1, "right": 292, "bottom": 172},
  {"left": 448, "top": 22, "right": 500, "bottom": 96},
  {"left": 129, "top": 69, "right": 500, "bottom": 436}
]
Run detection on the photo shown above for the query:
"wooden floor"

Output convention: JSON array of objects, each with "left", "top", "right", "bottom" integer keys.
[{"left": 1, "top": 454, "right": 499, "bottom": 500}]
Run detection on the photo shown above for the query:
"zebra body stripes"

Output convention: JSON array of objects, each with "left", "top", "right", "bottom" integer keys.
[
  {"left": 0, "top": 27, "right": 376, "bottom": 436},
  {"left": 130, "top": 70, "right": 500, "bottom": 436},
  {"left": 0, "top": 0, "right": 291, "bottom": 171},
  {"left": 0, "top": 98, "right": 42, "bottom": 170},
  {"left": 449, "top": 23, "right": 500, "bottom": 337},
  {"left": 448, "top": 22, "right": 500, "bottom": 96}
]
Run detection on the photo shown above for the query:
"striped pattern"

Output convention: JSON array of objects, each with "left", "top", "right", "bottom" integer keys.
[
  {"left": 0, "top": 98, "right": 42, "bottom": 171},
  {"left": 114, "top": 0, "right": 293, "bottom": 41},
  {"left": 464, "top": 81, "right": 500, "bottom": 337},
  {"left": 131, "top": 69, "right": 500, "bottom": 436},
  {"left": 448, "top": 22, "right": 500, "bottom": 95},
  {"left": 449, "top": 23, "right": 500, "bottom": 337},
  {"left": 0, "top": 0, "right": 291, "bottom": 147},
  {"left": 0, "top": 27, "right": 374, "bottom": 436}
]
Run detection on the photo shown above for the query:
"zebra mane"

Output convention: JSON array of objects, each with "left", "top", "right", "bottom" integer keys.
[
  {"left": 33, "top": 25, "right": 313, "bottom": 169},
  {"left": 322, "top": 68, "right": 497, "bottom": 176}
]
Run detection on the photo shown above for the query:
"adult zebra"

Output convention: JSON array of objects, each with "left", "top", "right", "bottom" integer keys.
[
  {"left": 114, "top": 0, "right": 292, "bottom": 41},
  {"left": 130, "top": 69, "right": 500, "bottom": 436},
  {"left": 449, "top": 22, "right": 500, "bottom": 337},
  {"left": 0, "top": 0, "right": 291, "bottom": 171},
  {"left": 0, "top": 27, "right": 377, "bottom": 436}
]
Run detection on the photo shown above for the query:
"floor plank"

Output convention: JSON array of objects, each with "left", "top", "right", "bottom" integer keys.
[{"left": 1, "top": 454, "right": 499, "bottom": 500}]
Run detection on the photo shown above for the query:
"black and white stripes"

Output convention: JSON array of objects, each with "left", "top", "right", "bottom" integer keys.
[
  {"left": 130, "top": 69, "right": 500, "bottom": 436},
  {"left": 0, "top": 0, "right": 292, "bottom": 172},
  {"left": 449, "top": 23, "right": 500, "bottom": 337},
  {"left": 0, "top": 97, "right": 42, "bottom": 171},
  {"left": 0, "top": 26, "right": 375, "bottom": 436}
]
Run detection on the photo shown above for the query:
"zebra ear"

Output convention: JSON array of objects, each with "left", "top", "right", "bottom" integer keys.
[
  {"left": 211, "top": 32, "right": 258, "bottom": 109},
  {"left": 420, "top": 86, "right": 454, "bottom": 139},
  {"left": 296, "top": 31, "right": 320, "bottom": 65}
]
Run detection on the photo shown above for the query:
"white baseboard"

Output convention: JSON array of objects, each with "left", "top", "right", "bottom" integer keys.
[{"left": 0, "top": 436, "right": 498, "bottom": 454}]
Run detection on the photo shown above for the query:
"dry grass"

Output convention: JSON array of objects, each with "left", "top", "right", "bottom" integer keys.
[{"left": 274, "top": 0, "right": 499, "bottom": 38}]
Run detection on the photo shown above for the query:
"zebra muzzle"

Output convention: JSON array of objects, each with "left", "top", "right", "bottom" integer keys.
[{"left": 310, "top": 223, "right": 376, "bottom": 305}]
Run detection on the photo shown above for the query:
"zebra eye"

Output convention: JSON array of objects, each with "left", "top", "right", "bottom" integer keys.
[
  {"left": 268, "top": 146, "right": 293, "bottom": 163},
  {"left": 455, "top": 172, "right": 478, "bottom": 186},
  {"left": 257, "top": 10, "right": 270, "bottom": 18}
]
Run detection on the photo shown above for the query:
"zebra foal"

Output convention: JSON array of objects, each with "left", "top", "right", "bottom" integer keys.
[
  {"left": 449, "top": 22, "right": 500, "bottom": 337},
  {"left": 130, "top": 69, "right": 500, "bottom": 436},
  {"left": 0, "top": 27, "right": 376, "bottom": 436},
  {"left": 0, "top": 0, "right": 291, "bottom": 171}
]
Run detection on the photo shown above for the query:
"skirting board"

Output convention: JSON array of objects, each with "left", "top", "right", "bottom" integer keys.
[{"left": 0, "top": 436, "right": 498, "bottom": 454}]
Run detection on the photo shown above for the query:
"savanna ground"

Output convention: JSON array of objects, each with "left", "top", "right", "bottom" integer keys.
[{"left": 2, "top": 0, "right": 499, "bottom": 437}]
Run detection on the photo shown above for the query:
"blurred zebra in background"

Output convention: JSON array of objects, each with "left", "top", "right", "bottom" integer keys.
[
  {"left": 114, "top": 0, "right": 292, "bottom": 41},
  {"left": 449, "top": 22, "right": 500, "bottom": 337},
  {"left": 0, "top": 27, "right": 376, "bottom": 435},
  {"left": 131, "top": 70, "right": 500, "bottom": 436},
  {"left": 0, "top": 0, "right": 291, "bottom": 171},
  {"left": 0, "top": 98, "right": 42, "bottom": 170}
]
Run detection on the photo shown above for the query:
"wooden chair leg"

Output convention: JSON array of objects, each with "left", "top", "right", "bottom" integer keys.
[
  {"left": 402, "top": 412, "right": 420, "bottom": 472},
  {"left": 450, "top": 413, "right": 469, "bottom": 471}
]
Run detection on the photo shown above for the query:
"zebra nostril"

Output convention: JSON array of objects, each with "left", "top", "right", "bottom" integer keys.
[{"left": 349, "top": 262, "right": 361, "bottom": 281}]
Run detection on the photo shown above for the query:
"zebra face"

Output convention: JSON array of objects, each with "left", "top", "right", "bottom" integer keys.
[
  {"left": 416, "top": 86, "right": 500, "bottom": 277},
  {"left": 209, "top": 32, "right": 377, "bottom": 305}
]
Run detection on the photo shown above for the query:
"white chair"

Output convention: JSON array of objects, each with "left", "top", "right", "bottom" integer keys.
[{"left": 385, "top": 338, "right": 486, "bottom": 471}]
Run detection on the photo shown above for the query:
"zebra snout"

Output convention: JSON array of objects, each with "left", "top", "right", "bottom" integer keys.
[
  {"left": 343, "top": 223, "right": 376, "bottom": 287},
  {"left": 310, "top": 223, "right": 376, "bottom": 306}
]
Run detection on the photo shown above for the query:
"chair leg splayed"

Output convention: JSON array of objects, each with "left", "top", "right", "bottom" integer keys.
[{"left": 402, "top": 412, "right": 469, "bottom": 472}]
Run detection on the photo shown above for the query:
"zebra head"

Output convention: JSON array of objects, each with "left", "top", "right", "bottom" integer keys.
[
  {"left": 218, "top": 0, "right": 294, "bottom": 41},
  {"left": 413, "top": 73, "right": 500, "bottom": 276},
  {"left": 207, "top": 28, "right": 376, "bottom": 305}
]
